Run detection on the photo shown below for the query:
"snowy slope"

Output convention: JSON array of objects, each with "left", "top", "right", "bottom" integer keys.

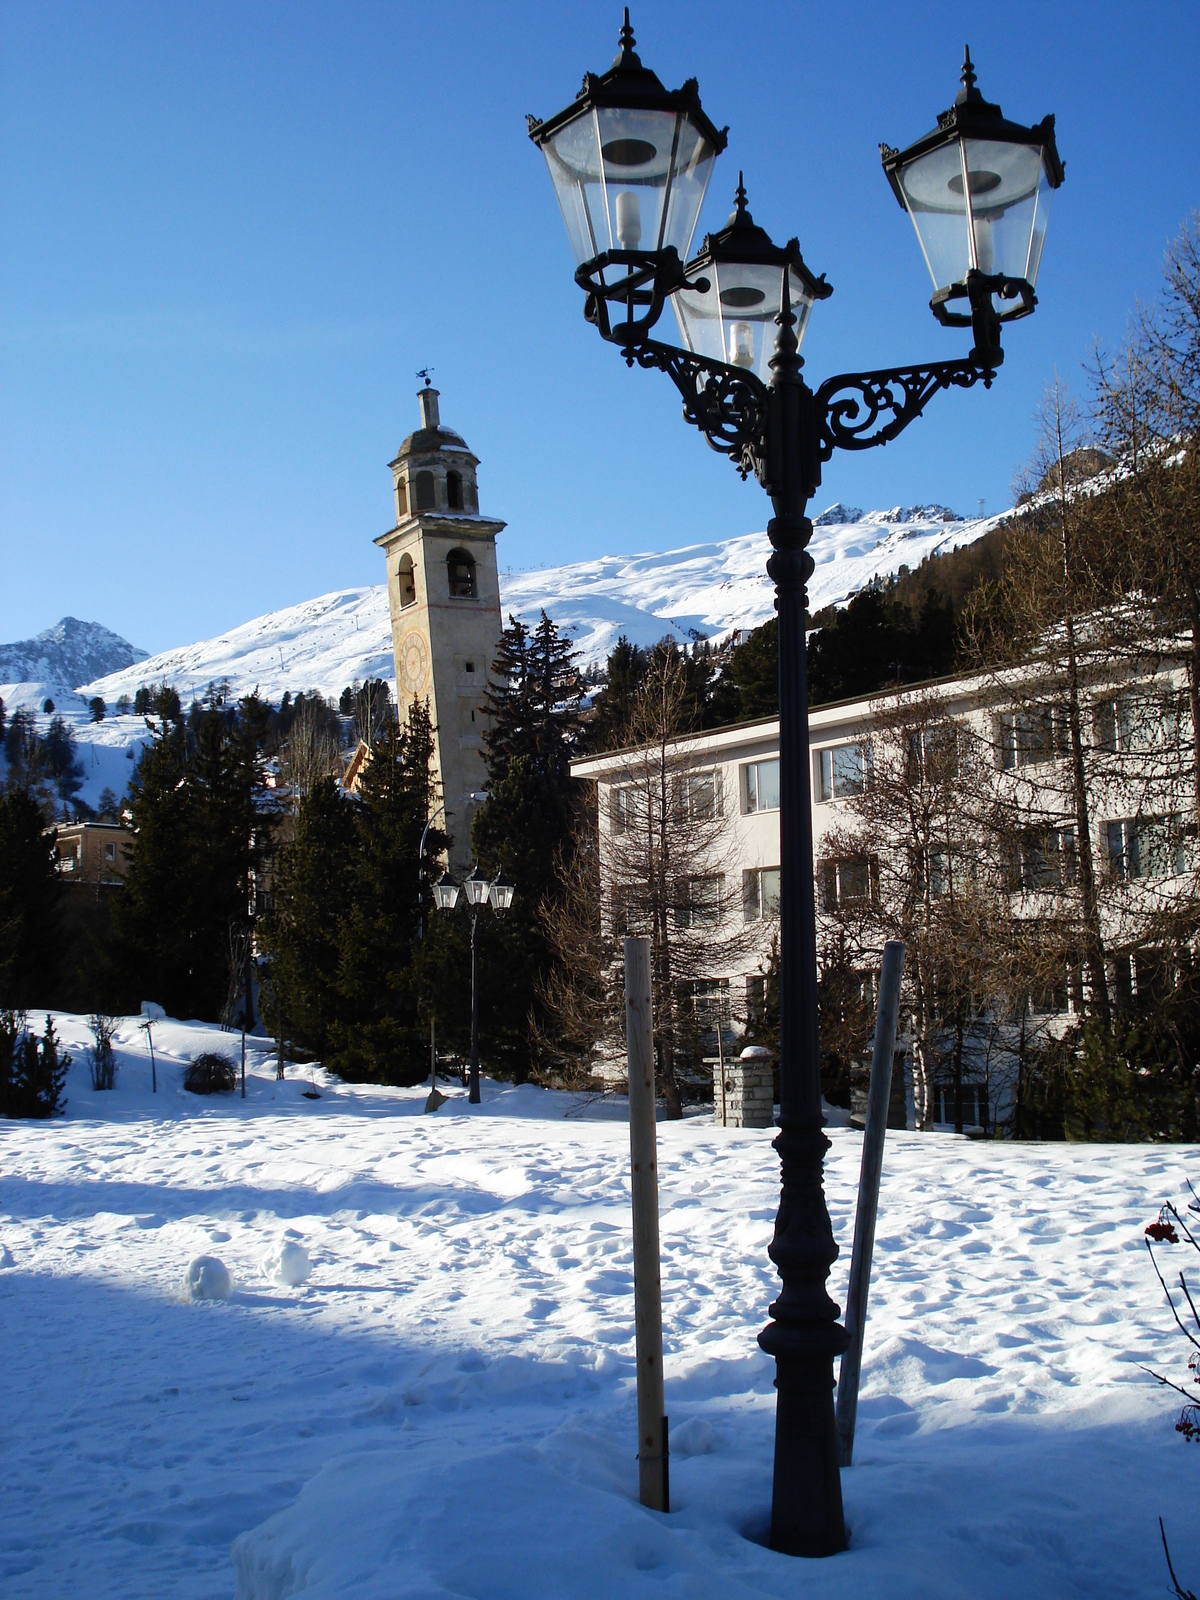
[
  {"left": 0, "top": 503, "right": 1003, "bottom": 812},
  {"left": 80, "top": 502, "right": 1003, "bottom": 709},
  {"left": 0, "top": 1011, "right": 1194, "bottom": 1600}
]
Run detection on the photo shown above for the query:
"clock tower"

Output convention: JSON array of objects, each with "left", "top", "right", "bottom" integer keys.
[{"left": 376, "top": 384, "right": 505, "bottom": 863}]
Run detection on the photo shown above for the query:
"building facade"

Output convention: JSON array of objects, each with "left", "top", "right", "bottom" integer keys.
[
  {"left": 52, "top": 821, "right": 130, "bottom": 888},
  {"left": 376, "top": 385, "right": 504, "bottom": 865},
  {"left": 571, "top": 651, "right": 1198, "bottom": 1126}
]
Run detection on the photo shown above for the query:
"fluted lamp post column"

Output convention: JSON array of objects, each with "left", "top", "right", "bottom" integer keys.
[{"left": 529, "top": 11, "right": 1062, "bottom": 1558}]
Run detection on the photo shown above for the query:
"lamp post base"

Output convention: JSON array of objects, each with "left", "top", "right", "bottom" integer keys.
[{"left": 760, "top": 1349, "right": 847, "bottom": 1556}]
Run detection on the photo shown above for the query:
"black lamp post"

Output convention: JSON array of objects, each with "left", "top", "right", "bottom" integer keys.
[
  {"left": 433, "top": 865, "right": 516, "bottom": 1104},
  {"left": 529, "top": 14, "right": 1062, "bottom": 1559}
]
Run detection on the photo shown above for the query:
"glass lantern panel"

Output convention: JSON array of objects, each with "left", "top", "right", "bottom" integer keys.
[
  {"left": 897, "top": 142, "right": 973, "bottom": 292},
  {"left": 542, "top": 104, "right": 718, "bottom": 271},
  {"left": 963, "top": 138, "right": 1047, "bottom": 282},
  {"left": 541, "top": 110, "right": 607, "bottom": 266},
  {"left": 670, "top": 263, "right": 813, "bottom": 383},
  {"left": 657, "top": 114, "right": 718, "bottom": 260},
  {"left": 593, "top": 104, "right": 689, "bottom": 257}
]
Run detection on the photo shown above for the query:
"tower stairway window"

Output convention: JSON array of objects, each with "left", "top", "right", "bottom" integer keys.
[
  {"left": 397, "top": 554, "right": 417, "bottom": 608},
  {"left": 448, "top": 548, "right": 477, "bottom": 598},
  {"left": 415, "top": 470, "right": 435, "bottom": 511},
  {"left": 447, "top": 470, "right": 464, "bottom": 510}
]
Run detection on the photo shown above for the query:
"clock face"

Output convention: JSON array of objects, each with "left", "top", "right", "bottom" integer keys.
[{"left": 398, "top": 629, "right": 429, "bottom": 697}]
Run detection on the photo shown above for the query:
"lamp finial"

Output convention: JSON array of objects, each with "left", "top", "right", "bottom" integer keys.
[
  {"left": 614, "top": 8, "right": 640, "bottom": 68},
  {"left": 960, "top": 45, "right": 977, "bottom": 95}
]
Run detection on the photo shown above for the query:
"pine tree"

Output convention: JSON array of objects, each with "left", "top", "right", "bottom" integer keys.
[
  {"left": 259, "top": 776, "right": 357, "bottom": 1058},
  {"left": 0, "top": 789, "right": 61, "bottom": 1008},
  {"left": 469, "top": 612, "right": 584, "bottom": 1074},
  {"left": 114, "top": 708, "right": 267, "bottom": 1021},
  {"left": 328, "top": 699, "right": 444, "bottom": 1083}
]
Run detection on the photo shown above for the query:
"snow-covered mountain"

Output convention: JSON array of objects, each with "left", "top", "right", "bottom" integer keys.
[
  {"left": 0, "top": 503, "right": 1005, "bottom": 814},
  {"left": 0, "top": 617, "right": 147, "bottom": 691},
  {"left": 80, "top": 502, "right": 1003, "bottom": 709}
]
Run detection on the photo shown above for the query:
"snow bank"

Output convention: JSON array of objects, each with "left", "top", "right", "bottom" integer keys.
[{"left": 0, "top": 1011, "right": 1194, "bottom": 1599}]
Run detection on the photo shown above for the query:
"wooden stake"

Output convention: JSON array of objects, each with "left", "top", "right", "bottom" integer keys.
[
  {"left": 836, "top": 939, "right": 905, "bottom": 1468},
  {"left": 624, "top": 936, "right": 668, "bottom": 1513}
]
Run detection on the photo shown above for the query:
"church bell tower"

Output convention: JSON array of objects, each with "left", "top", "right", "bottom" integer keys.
[{"left": 376, "top": 383, "right": 505, "bottom": 862}]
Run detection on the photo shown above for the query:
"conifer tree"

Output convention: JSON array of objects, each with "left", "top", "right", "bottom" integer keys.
[
  {"left": 259, "top": 776, "right": 357, "bottom": 1058},
  {"left": 0, "top": 789, "right": 61, "bottom": 1008},
  {"left": 114, "top": 708, "right": 267, "bottom": 1021},
  {"left": 328, "top": 699, "right": 444, "bottom": 1082},
  {"left": 470, "top": 612, "right": 584, "bottom": 1073}
]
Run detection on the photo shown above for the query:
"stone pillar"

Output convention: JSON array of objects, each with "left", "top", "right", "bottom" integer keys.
[{"left": 718, "top": 1044, "right": 776, "bottom": 1129}]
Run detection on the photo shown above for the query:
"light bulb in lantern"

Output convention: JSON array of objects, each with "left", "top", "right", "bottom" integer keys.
[
  {"left": 727, "top": 320, "right": 754, "bottom": 367},
  {"left": 615, "top": 191, "right": 642, "bottom": 248}
]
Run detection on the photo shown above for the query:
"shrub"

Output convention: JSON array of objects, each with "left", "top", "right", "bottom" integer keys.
[
  {"left": 88, "top": 1014, "right": 118, "bottom": 1090},
  {"left": 3, "top": 1015, "right": 70, "bottom": 1117},
  {"left": 184, "top": 1051, "right": 237, "bottom": 1094}
]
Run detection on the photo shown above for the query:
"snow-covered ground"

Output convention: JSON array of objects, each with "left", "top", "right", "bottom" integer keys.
[{"left": 0, "top": 1013, "right": 1194, "bottom": 1599}]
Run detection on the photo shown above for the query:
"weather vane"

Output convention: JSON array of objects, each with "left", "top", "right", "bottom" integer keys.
[{"left": 416, "top": 367, "right": 434, "bottom": 387}]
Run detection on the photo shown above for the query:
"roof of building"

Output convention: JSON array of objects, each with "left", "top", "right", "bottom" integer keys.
[{"left": 392, "top": 425, "right": 476, "bottom": 464}]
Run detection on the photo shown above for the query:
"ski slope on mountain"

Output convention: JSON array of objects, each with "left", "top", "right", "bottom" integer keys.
[
  {"left": 0, "top": 503, "right": 1003, "bottom": 813},
  {"left": 80, "top": 503, "right": 1000, "bottom": 709}
]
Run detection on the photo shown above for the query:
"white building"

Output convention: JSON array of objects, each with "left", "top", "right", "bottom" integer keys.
[{"left": 571, "top": 648, "right": 1198, "bottom": 1128}]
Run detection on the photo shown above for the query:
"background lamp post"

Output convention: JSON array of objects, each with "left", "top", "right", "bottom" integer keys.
[
  {"left": 530, "top": 15, "right": 1062, "bottom": 1560},
  {"left": 433, "top": 865, "right": 516, "bottom": 1105}
]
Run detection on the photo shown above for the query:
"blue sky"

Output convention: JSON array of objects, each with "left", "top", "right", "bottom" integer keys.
[{"left": 2, "top": 1, "right": 1198, "bottom": 654}]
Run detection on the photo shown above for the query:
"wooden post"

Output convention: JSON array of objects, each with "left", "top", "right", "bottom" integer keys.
[
  {"left": 836, "top": 938, "right": 905, "bottom": 1468},
  {"left": 624, "top": 936, "right": 668, "bottom": 1513},
  {"left": 716, "top": 1005, "right": 727, "bottom": 1128}
]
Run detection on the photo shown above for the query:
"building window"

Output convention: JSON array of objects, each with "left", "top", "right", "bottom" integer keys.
[
  {"left": 907, "top": 722, "right": 959, "bottom": 783},
  {"left": 612, "top": 887, "right": 650, "bottom": 938},
  {"left": 674, "top": 770, "right": 722, "bottom": 822},
  {"left": 447, "top": 470, "right": 464, "bottom": 510},
  {"left": 933, "top": 1083, "right": 987, "bottom": 1128},
  {"left": 414, "top": 470, "right": 436, "bottom": 511},
  {"left": 819, "top": 856, "right": 874, "bottom": 910},
  {"left": 688, "top": 978, "right": 732, "bottom": 1035},
  {"left": 447, "top": 548, "right": 477, "bottom": 598},
  {"left": 816, "top": 743, "right": 867, "bottom": 802},
  {"left": 611, "top": 785, "right": 646, "bottom": 836},
  {"left": 395, "top": 478, "right": 408, "bottom": 518},
  {"left": 1010, "top": 825, "right": 1078, "bottom": 890},
  {"left": 1029, "top": 968, "right": 1069, "bottom": 1014},
  {"left": 743, "top": 758, "right": 780, "bottom": 814},
  {"left": 675, "top": 875, "right": 724, "bottom": 930},
  {"left": 104, "top": 842, "right": 116, "bottom": 862},
  {"left": 397, "top": 554, "right": 417, "bottom": 608},
  {"left": 1107, "top": 816, "right": 1186, "bottom": 881},
  {"left": 743, "top": 866, "right": 781, "bottom": 922},
  {"left": 1096, "top": 691, "right": 1181, "bottom": 754},
  {"left": 999, "top": 704, "right": 1069, "bottom": 770},
  {"left": 465, "top": 660, "right": 475, "bottom": 674}
]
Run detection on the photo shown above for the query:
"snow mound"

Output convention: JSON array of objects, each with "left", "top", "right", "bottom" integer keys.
[
  {"left": 0, "top": 1244, "right": 14, "bottom": 1269},
  {"left": 670, "top": 1417, "right": 717, "bottom": 1457},
  {"left": 263, "top": 1240, "right": 311, "bottom": 1288},
  {"left": 183, "top": 1255, "right": 231, "bottom": 1301}
]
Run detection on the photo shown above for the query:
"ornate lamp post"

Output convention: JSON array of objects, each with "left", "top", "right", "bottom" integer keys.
[
  {"left": 433, "top": 865, "right": 516, "bottom": 1104},
  {"left": 529, "top": 15, "right": 1062, "bottom": 1559}
]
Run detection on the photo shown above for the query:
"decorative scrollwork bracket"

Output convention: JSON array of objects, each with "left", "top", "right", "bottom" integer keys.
[
  {"left": 815, "top": 359, "right": 989, "bottom": 462},
  {"left": 631, "top": 339, "right": 771, "bottom": 480}
]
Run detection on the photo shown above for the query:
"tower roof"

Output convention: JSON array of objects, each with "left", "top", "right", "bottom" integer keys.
[{"left": 391, "top": 384, "right": 477, "bottom": 466}]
